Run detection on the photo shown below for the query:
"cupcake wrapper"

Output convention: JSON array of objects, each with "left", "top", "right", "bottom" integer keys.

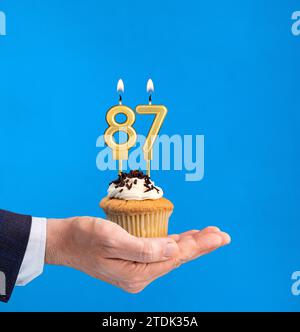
[{"left": 105, "top": 210, "right": 172, "bottom": 237}]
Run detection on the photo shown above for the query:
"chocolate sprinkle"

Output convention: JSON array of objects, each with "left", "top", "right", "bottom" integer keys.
[
  {"left": 109, "top": 170, "right": 160, "bottom": 193},
  {"left": 126, "top": 183, "right": 133, "bottom": 190}
]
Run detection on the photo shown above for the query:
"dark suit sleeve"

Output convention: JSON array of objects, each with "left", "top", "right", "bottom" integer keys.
[{"left": 0, "top": 210, "right": 32, "bottom": 303}]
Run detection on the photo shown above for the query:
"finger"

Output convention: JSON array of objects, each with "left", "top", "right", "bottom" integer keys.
[
  {"left": 102, "top": 231, "right": 231, "bottom": 292},
  {"left": 169, "top": 226, "right": 221, "bottom": 242},
  {"left": 96, "top": 220, "right": 180, "bottom": 263},
  {"left": 169, "top": 230, "right": 199, "bottom": 242},
  {"left": 202, "top": 226, "right": 221, "bottom": 233},
  {"left": 177, "top": 231, "right": 231, "bottom": 263},
  {"left": 104, "top": 232, "right": 180, "bottom": 263},
  {"left": 152, "top": 231, "right": 230, "bottom": 276},
  {"left": 169, "top": 234, "right": 181, "bottom": 241},
  {"left": 218, "top": 231, "right": 231, "bottom": 245},
  {"left": 139, "top": 231, "right": 230, "bottom": 283}
]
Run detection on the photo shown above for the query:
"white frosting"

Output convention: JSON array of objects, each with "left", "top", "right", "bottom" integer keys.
[{"left": 108, "top": 177, "right": 163, "bottom": 200}]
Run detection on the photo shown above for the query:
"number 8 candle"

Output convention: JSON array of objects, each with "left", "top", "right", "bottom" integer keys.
[
  {"left": 104, "top": 79, "right": 137, "bottom": 174},
  {"left": 136, "top": 79, "right": 168, "bottom": 177}
]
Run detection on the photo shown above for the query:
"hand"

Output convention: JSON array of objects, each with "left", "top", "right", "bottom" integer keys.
[{"left": 46, "top": 217, "right": 230, "bottom": 293}]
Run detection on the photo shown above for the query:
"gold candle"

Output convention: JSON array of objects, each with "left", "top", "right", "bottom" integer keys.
[
  {"left": 104, "top": 79, "right": 137, "bottom": 174},
  {"left": 136, "top": 79, "right": 168, "bottom": 177}
]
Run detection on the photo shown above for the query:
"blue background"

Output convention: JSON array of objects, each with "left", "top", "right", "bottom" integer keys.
[{"left": 0, "top": 0, "right": 300, "bottom": 312}]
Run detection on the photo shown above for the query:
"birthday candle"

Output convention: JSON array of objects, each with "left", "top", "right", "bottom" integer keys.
[
  {"left": 104, "top": 79, "right": 137, "bottom": 175},
  {"left": 136, "top": 79, "right": 168, "bottom": 177}
]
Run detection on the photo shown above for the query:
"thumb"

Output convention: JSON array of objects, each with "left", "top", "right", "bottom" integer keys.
[{"left": 107, "top": 233, "right": 179, "bottom": 263}]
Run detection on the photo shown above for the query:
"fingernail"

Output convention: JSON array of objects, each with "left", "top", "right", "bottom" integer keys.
[
  {"left": 206, "top": 226, "right": 220, "bottom": 232},
  {"left": 221, "top": 232, "right": 231, "bottom": 245},
  {"left": 164, "top": 240, "right": 178, "bottom": 258},
  {"left": 208, "top": 233, "right": 224, "bottom": 247}
]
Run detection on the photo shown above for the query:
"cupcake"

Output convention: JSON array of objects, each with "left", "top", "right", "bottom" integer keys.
[{"left": 100, "top": 170, "right": 174, "bottom": 237}]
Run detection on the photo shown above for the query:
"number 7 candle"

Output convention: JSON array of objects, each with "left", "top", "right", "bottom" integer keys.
[{"left": 136, "top": 79, "right": 168, "bottom": 177}]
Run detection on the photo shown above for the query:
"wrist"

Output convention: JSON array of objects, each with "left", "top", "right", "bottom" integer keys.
[{"left": 45, "top": 218, "right": 73, "bottom": 266}]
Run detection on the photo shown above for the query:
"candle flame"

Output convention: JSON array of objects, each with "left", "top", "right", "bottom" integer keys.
[
  {"left": 117, "top": 79, "right": 124, "bottom": 93},
  {"left": 147, "top": 79, "right": 154, "bottom": 93}
]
